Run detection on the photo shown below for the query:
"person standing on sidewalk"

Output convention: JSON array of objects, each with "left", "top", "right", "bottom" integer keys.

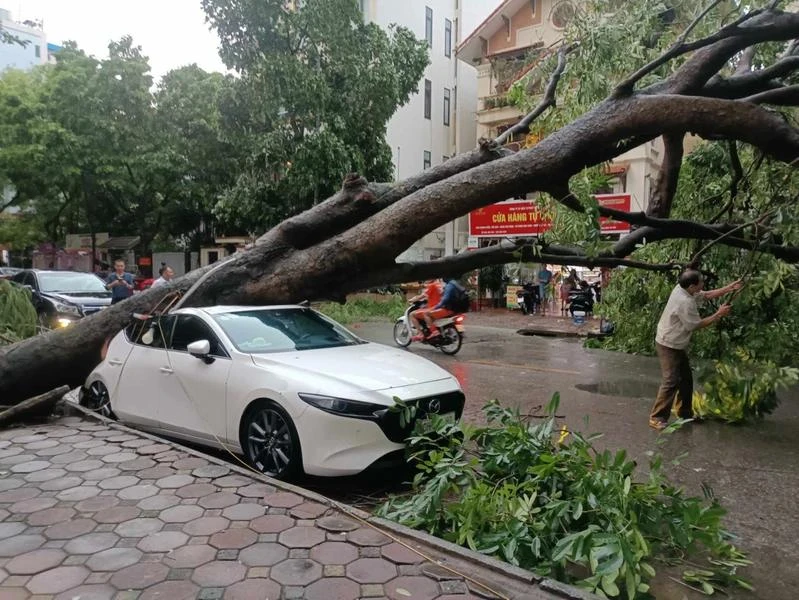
[
  {"left": 105, "top": 259, "right": 135, "bottom": 305},
  {"left": 649, "top": 269, "right": 742, "bottom": 430}
]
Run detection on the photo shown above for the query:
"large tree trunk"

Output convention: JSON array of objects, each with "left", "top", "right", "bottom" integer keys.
[{"left": 3, "top": 7, "right": 799, "bottom": 404}]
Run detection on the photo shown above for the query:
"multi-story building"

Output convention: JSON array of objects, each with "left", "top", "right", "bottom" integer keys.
[
  {"left": 457, "top": 0, "right": 664, "bottom": 244},
  {"left": 362, "top": 0, "right": 500, "bottom": 260},
  {"left": 0, "top": 8, "right": 49, "bottom": 72}
]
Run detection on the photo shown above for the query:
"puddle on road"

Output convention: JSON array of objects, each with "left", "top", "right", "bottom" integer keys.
[{"left": 575, "top": 380, "right": 657, "bottom": 398}]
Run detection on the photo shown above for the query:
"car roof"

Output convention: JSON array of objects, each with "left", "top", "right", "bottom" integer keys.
[{"left": 189, "top": 305, "right": 307, "bottom": 316}]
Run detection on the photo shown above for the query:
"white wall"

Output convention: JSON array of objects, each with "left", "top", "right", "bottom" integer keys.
[{"left": 0, "top": 12, "right": 47, "bottom": 72}]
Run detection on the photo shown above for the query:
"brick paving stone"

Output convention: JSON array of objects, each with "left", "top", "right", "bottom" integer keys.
[
  {"left": 10, "top": 434, "right": 46, "bottom": 443},
  {"left": 385, "top": 576, "right": 441, "bottom": 600},
  {"left": 28, "top": 507, "right": 76, "bottom": 526},
  {"left": 317, "top": 515, "right": 359, "bottom": 532},
  {"left": 290, "top": 501, "right": 328, "bottom": 519},
  {"left": 223, "top": 578, "right": 281, "bottom": 600},
  {"left": 5, "top": 549, "right": 66, "bottom": 574},
  {"left": 0, "top": 487, "right": 40, "bottom": 503},
  {"left": 11, "top": 497, "right": 57, "bottom": 514},
  {"left": 52, "top": 450, "right": 89, "bottom": 463},
  {"left": 361, "top": 547, "right": 382, "bottom": 558},
  {"left": 381, "top": 543, "right": 427, "bottom": 565},
  {"left": 175, "top": 483, "right": 217, "bottom": 499},
  {"left": 107, "top": 434, "right": 138, "bottom": 443},
  {"left": 137, "top": 495, "right": 180, "bottom": 511},
  {"left": 360, "top": 583, "right": 387, "bottom": 597},
  {"left": 172, "top": 457, "right": 208, "bottom": 470},
  {"left": 421, "top": 563, "right": 460, "bottom": 581},
  {"left": 208, "top": 528, "right": 257, "bottom": 550},
  {"left": 249, "top": 514, "right": 294, "bottom": 534},
  {"left": 164, "top": 544, "right": 217, "bottom": 569},
  {"left": 1, "top": 452, "right": 36, "bottom": 465},
  {"left": 84, "top": 467, "right": 122, "bottom": 481},
  {"left": 26, "top": 565, "right": 90, "bottom": 594},
  {"left": 283, "top": 586, "right": 304, "bottom": 599},
  {"left": 216, "top": 548, "right": 239, "bottom": 560},
  {"left": 10, "top": 460, "right": 50, "bottom": 473},
  {"left": 24, "top": 439, "right": 60, "bottom": 450},
  {"left": 73, "top": 439, "right": 105, "bottom": 448},
  {"left": 305, "top": 577, "right": 360, "bottom": 600},
  {"left": 348, "top": 528, "right": 392, "bottom": 547},
  {"left": 137, "top": 531, "right": 189, "bottom": 553},
  {"left": 310, "top": 541, "right": 359, "bottom": 565},
  {"left": 0, "top": 534, "right": 45, "bottom": 557},
  {"left": 139, "top": 580, "right": 199, "bottom": 600},
  {"left": 183, "top": 517, "right": 230, "bottom": 536},
  {"left": 57, "top": 486, "right": 102, "bottom": 502},
  {"left": 65, "top": 459, "right": 105, "bottom": 472},
  {"left": 155, "top": 474, "right": 194, "bottom": 489},
  {"left": 271, "top": 558, "right": 323, "bottom": 586},
  {"left": 86, "top": 548, "right": 143, "bottom": 571},
  {"left": 238, "top": 542, "right": 289, "bottom": 567},
  {"left": 263, "top": 491, "right": 304, "bottom": 508},
  {"left": 192, "top": 560, "right": 247, "bottom": 587},
  {"left": 0, "top": 522, "right": 26, "bottom": 539},
  {"left": 212, "top": 474, "right": 251, "bottom": 488},
  {"left": 246, "top": 567, "right": 270, "bottom": 578},
  {"left": 279, "top": 526, "right": 326, "bottom": 549},
  {"left": 54, "top": 583, "right": 116, "bottom": 599},
  {"left": 221, "top": 503, "right": 265, "bottom": 521},
  {"left": 117, "top": 458, "right": 157, "bottom": 471},
  {"left": 236, "top": 483, "right": 274, "bottom": 498},
  {"left": 121, "top": 439, "right": 152, "bottom": 449},
  {"left": 110, "top": 563, "right": 169, "bottom": 590},
  {"left": 198, "top": 492, "right": 239, "bottom": 509},
  {"left": 40, "top": 476, "right": 84, "bottom": 491},
  {"left": 98, "top": 475, "right": 140, "bottom": 490},
  {"left": 86, "top": 446, "right": 120, "bottom": 457},
  {"left": 114, "top": 518, "right": 163, "bottom": 538},
  {"left": 168, "top": 567, "right": 193, "bottom": 580},
  {"left": 44, "top": 518, "right": 98, "bottom": 540},
  {"left": 64, "top": 532, "right": 119, "bottom": 554},
  {"left": 439, "top": 580, "right": 470, "bottom": 595},
  {"left": 198, "top": 588, "right": 224, "bottom": 600},
  {"left": 138, "top": 444, "right": 171, "bottom": 455},
  {"left": 347, "top": 558, "right": 399, "bottom": 584},
  {"left": 324, "top": 565, "right": 346, "bottom": 576},
  {"left": 192, "top": 465, "right": 230, "bottom": 479},
  {"left": 94, "top": 506, "right": 141, "bottom": 524},
  {"left": 160, "top": 504, "right": 204, "bottom": 523},
  {"left": 117, "top": 484, "right": 159, "bottom": 501},
  {"left": 25, "top": 468, "right": 67, "bottom": 482},
  {"left": 102, "top": 452, "right": 139, "bottom": 463},
  {"left": 0, "top": 478, "right": 25, "bottom": 492},
  {"left": 75, "top": 496, "right": 119, "bottom": 513}
]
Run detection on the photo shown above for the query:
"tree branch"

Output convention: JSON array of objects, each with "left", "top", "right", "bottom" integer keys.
[
  {"left": 741, "top": 84, "right": 799, "bottom": 105},
  {"left": 646, "top": 134, "right": 685, "bottom": 217},
  {"left": 494, "top": 44, "right": 575, "bottom": 147},
  {"left": 702, "top": 55, "right": 799, "bottom": 98}
]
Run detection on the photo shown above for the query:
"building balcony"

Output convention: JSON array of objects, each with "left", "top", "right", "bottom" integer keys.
[{"left": 477, "top": 96, "right": 523, "bottom": 127}]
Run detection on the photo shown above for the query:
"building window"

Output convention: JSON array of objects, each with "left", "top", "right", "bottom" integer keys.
[
  {"left": 444, "top": 19, "right": 452, "bottom": 57},
  {"left": 424, "top": 79, "right": 432, "bottom": 119},
  {"left": 425, "top": 6, "right": 433, "bottom": 48},
  {"left": 423, "top": 151, "right": 431, "bottom": 170},
  {"left": 443, "top": 88, "right": 451, "bottom": 126},
  {"left": 34, "top": 45, "right": 41, "bottom": 58}
]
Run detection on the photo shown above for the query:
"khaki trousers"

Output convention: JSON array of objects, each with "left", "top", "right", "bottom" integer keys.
[{"left": 651, "top": 343, "right": 694, "bottom": 421}]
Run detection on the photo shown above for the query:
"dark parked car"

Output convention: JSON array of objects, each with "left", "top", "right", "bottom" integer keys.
[
  {"left": 0, "top": 267, "right": 22, "bottom": 280},
  {"left": 11, "top": 269, "right": 112, "bottom": 329}
]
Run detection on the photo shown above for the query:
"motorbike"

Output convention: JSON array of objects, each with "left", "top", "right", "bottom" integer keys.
[
  {"left": 393, "top": 300, "right": 465, "bottom": 355},
  {"left": 516, "top": 283, "right": 539, "bottom": 315},
  {"left": 567, "top": 287, "right": 594, "bottom": 317}
]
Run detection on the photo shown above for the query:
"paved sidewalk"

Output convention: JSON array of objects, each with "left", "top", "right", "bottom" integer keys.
[{"left": 0, "top": 413, "right": 581, "bottom": 600}]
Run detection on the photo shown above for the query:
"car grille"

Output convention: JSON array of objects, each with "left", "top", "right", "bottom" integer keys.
[
  {"left": 376, "top": 390, "right": 466, "bottom": 443},
  {"left": 82, "top": 306, "right": 106, "bottom": 316}
]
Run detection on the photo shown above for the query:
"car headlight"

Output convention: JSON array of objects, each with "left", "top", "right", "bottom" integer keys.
[
  {"left": 298, "top": 393, "right": 384, "bottom": 418},
  {"left": 53, "top": 301, "right": 81, "bottom": 316}
]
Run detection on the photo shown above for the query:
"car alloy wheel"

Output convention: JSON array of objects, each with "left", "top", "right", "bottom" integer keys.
[
  {"left": 392, "top": 320, "right": 412, "bottom": 347},
  {"left": 80, "top": 380, "right": 115, "bottom": 419},
  {"left": 438, "top": 325, "right": 462, "bottom": 355},
  {"left": 243, "top": 401, "right": 301, "bottom": 480}
]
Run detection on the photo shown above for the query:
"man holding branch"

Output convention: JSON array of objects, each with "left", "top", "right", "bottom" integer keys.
[{"left": 649, "top": 269, "right": 743, "bottom": 430}]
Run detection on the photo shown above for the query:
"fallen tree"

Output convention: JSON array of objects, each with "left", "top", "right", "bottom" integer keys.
[{"left": 2, "top": 2, "right": 799, "bottom": 404}]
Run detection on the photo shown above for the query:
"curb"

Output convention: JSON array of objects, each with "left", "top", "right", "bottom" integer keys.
[{"left": 61, "top": 400, "right": 598, "bottom": 600}]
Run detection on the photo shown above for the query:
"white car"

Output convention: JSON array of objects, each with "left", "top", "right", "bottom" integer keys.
[{"left": 80, "top": 305, "right": 465, "bottom": 479}]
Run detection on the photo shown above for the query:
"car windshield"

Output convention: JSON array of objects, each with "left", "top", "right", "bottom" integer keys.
[
  {"left": 213, "top": 308, "right": 363, "bottom": 353},
  {"left": 39, "top": 272, "right": 109, "bottom": 294}
]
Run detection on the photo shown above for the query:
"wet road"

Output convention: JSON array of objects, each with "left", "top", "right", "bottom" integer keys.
[{"left": 352, "top": 321, "right": 799, "bottom": 600}]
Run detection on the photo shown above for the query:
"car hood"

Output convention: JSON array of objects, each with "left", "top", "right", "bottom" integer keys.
[
  {"left": 43, "top": 291, "right": 112, "bottom": 306},
  {"left": 249, "top": 342, "right": 454, "bottom": 392}
]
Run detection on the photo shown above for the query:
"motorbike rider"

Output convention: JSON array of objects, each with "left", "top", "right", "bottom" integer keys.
[
  {"left": 409, "top": 279, "right": 443, "bottom": 342},
  {"left": 422, "top": 278, "right": 459, "bottom": 339}
]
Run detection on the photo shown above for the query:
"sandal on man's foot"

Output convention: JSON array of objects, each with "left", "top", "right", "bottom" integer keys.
[{"left": 648, "top": 418, "right": 668, "bottom": 431}]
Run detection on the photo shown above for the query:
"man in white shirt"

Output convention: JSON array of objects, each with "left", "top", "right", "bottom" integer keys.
[
  {"left": 649, "top": 269, "right": 742, "bottom": 430},
  {"left": 150, "top": 264, "right": 174, "bottom": 289}
]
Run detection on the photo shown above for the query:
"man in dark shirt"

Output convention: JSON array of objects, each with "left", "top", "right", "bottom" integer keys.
[{"left": 106, "top": 259, "right": 135, "bottom": 304}]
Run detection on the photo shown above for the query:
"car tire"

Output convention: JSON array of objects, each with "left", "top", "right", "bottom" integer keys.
[
  {"left": 439, "top": 325, "right": 463, "bottom": 355},
  {"left": 393, "top": 320, "right": 412, "bottom": 347},
  {"left": 79, "top": 380, "right": 117, "bottom": 420},
  {"left": 240, "top": 400, "right": 302, "bottom": 480}
]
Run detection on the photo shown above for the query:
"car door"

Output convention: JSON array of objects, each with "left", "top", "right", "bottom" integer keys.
[
  {"left": 114, "top": 316, "right": 176, "bottom": 431},
  {"left": 155, "top": 314, "right": 232, "bottom": 445}
]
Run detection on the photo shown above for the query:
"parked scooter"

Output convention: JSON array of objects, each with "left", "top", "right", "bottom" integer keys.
[
  {"left": 567, "top": 284, "right": 595, "bottom": 317},
  {"left": 516, "top": 282, "right": 540, "bottom": 315},
  {"left": 393, "top": 300, "right": 465, "bottom": 355}
]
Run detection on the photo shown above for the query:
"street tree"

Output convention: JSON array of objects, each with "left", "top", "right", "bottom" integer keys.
[{"left": 3, "top": 0, "right": 799, "bottom": 404}]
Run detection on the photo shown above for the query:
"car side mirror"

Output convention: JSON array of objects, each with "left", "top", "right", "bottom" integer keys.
[{"left": 187, "top": 339, "right": 214, "bottom": 364}]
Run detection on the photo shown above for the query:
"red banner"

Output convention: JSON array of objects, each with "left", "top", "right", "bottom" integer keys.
[{"left": 468, "top": 194, "right": 631, "bottom": 237}]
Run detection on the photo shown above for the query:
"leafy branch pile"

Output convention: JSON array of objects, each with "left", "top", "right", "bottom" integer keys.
[
  {"left": 378, "top": 397, "right": 751, "bottom": 598},
  {"left": 0, "top": 280, "right": 37, "bottom": 345},
  {"left": 316, "top": 294, "right": 406, "bottom": 325}
]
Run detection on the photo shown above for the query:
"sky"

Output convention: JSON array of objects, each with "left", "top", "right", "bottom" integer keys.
[{"left": 18, "top": 0, "right": 228, "bottom": 81}]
